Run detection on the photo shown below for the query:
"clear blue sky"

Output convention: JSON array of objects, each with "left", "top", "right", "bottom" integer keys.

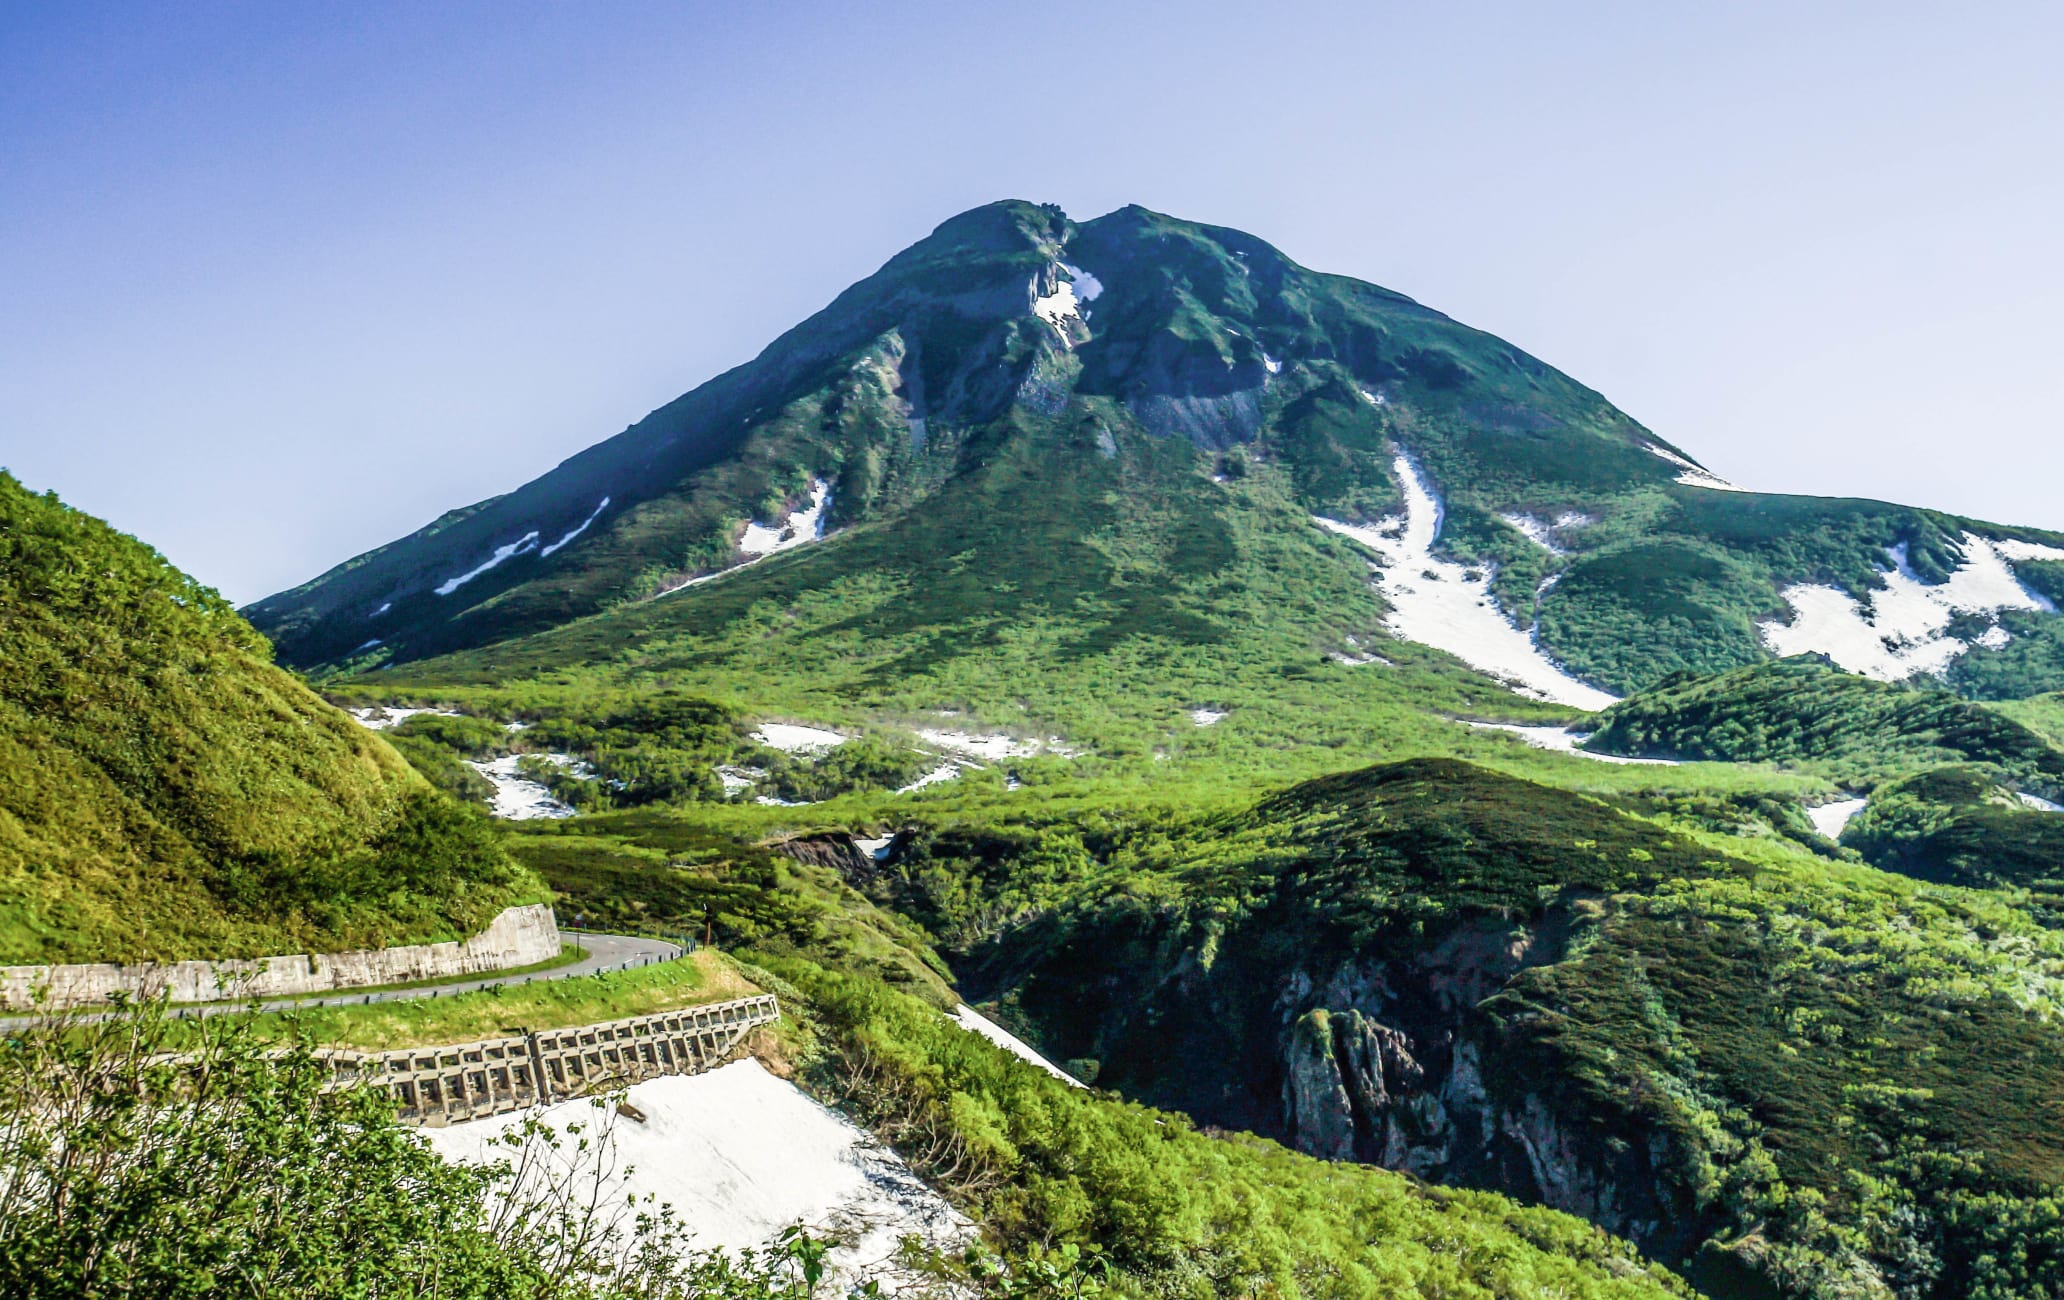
[{"left": 5, "top": 1, "right": 2061, "bottom": 603}]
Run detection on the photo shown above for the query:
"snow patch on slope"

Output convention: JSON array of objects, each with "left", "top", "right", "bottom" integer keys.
[
  {"left": 652, "top": 479, "right": 834, "bottom": 599},
  {"left": 423, "top": 1061, "right": 969, "bottom": 1279},
  {"left": 1644, "top": 443, "right": 1746, "bottom": 492},
  {"left": 1761, "top": 533, "right": 2060, "bottom": 680},
  {"left": 2016, "top": 791, "right": 2064, "bottom": 814},
  {"left": 436, "top": 531, "right": 540, "bottom": 595},
  {"left": 540, "top": 497, "right": 611, "bottom": 558},
  {"left": 1314, "top": 452, "right": 1618, "bottom": 711},
  {"left": 1500, "top": 511, "right": 1592, "bottom": 555},
  {"left": 1190, "top": 708, "right": 1228, "bottom": 727},
  {"left": 751, "top": 724, "right": 846, "bottom": 754},
  {"left": 952, "top": 1005, "right": 1084, "bottom": 1087},
  {"left": 468, "top": 754, "right": 576, "bottom": 820},
  {"left": 349, "top": 706, "right": 459, "bottom": 731},
  {"left": 740, "top": 479, "right": 832, "bottom": 558},
  {"left": 1467, "top": 722, "right": 1678, "bottom": 765},
  {"left": 1809, "top": 798, "right": 1869, "bottom": 840}
]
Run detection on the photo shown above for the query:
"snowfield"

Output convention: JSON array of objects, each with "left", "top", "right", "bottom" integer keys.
[
  {"left": 467, "top": 754, "right": 577, "bottom": 820},
  {"left": 423, "top": 1060, "right": 969, "bottom": 1281},
  {"left": 914, "top": 729, "right": 1053, "bottom": 761},
  {"left": 894, "top": 761, "right": 967, "bottom": 794},
  {"left": 436, "top": 531, "right": 541, "bottom": 596},
  {"left": 653, "top": 479, "right": 833, "bottom": 598},
  {"left": 739, "top": 479, "right": 833, "bottom": 560},
  {"left": 951, "top": 1005, "right": 1085, "bottom": 1088},
  {"left": 1467, "top": 722, "right": 1678, "bottom": 765},
  {"left": 540, "top": 496, "right": 611, "bottom": 558},
  {"left": 751, "top": 723, "right": 847, "bottom": 754},
  {"left": 348, "top": 705, "right": 459, "bottom": 730},
  {"left": 1643, "top": 443, "right": 1746, "bottom": 492},
  {"left": 1189, "top": 707, "right": 1228, "bottom": 727},
  {"left": 1808, "top": 798, "right": 1869, "bottom": 840},
  {"left": 1761, "top": 533, "right": 2060, "bottom": 680},
  {"left": 1315, "top": 452, "right": 1618, "bottom": 712}
]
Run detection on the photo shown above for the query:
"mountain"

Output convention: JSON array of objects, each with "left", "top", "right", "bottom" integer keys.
[
  {"left": 260, "top": 204, "right": 2064, "bottom": 1298},
  {"left": 249, "top": 201, "right": 2064, "bottom": 705},
  {"left": 0, "top": 471, "right": 529, "bottom": 963}
]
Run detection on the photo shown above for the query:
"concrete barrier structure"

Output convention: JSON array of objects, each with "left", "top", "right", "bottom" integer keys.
[
  {"left": 319, "top": 994, "right": 782, "bottom": 1126},
  {"left": 0, "top": 904, "right": 562, "bottom": 1011}
]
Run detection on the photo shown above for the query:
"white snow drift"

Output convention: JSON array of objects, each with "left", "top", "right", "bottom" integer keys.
[
  {"left": 750, "top": 723, "right": 847, "bottom": 754},
  {"left": 740, "top": 479, "right": 833, "bottom": 559},
  {"left": 1808, "top": 798, "right": 1869, "bottom": 840},
  {"left": 1466, "top": 722, "right": 1678, "bottom": 765},
  {"left": 423, "top": 1060, "right": 968, "bottom": 1280},
  {"left": 348, "top": 705, "right": 459, "bottom": 731},
  {"left": 1189, "top": 708, "right": 1228, "bottom": 727},
  {"left": 1761, "top": 533, "right": 2062, "bottom": 681},
  {"left": 1644, "top": 443, "right": 1746, "bottom": 492},
  {"left": 468, "top": 754, "right": 577, "bottom": 821},
  {"left": 1314, "top": 452, "right": 1618, "bottom": 711},
  {"left": 653, "top": 479, "right": 834, "bottom": 599},
  {"left": 951, "top": 1005, "right": 1084, "bottom": 1088},
  {"left": 436, "top": 532, "right": 541, "bottom": 596},
  {"left": 540, "top": 497, "right": 611, "bottom": 558},
  {"left": 1031, "top": 263, "right": 1102, "bottom": 343}
]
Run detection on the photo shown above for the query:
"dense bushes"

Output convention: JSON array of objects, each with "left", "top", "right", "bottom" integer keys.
[
  {"left": 774, "top": 958, "right": 1691, "bottom": 1298},
  {"left": 0, "top": 472, "right": 529, "bottom": 962},
  {"left": 0, "top": 999, "right": 856, "bottom": 1299}
]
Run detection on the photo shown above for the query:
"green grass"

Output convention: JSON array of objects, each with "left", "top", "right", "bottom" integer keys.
[
  {"left": 217, "top": 948, "right": 763, "bottom": 1051},
  {"left": 0, "top": 471, "right": 532, "bottom": 963}
]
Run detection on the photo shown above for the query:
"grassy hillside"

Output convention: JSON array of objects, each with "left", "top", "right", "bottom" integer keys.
[
  {"left": 927, "top": 759, "right": 2064, "bottom": 1298},
  {"left": 0, "top": 472, "right": 531, "bottom": 963},
  {"left": 1587, "top": 657, "right": 2064, "bottom": 789}
]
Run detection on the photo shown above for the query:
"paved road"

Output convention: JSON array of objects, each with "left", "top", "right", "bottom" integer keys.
[{"left": 0, "top": 932, "right": 686, "bottom": 1026}]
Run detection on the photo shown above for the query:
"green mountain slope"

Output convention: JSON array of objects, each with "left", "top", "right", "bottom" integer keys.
[
  {"left": 0, "top": 472, "right": 529, "bottom": 963},
  {"left": 913, "top": 759, "right": 2064, "bottom": 1297},
  {"left": 1587, "top": 657, "right": 2064, "bottom": 785},
  {"left": 250, "top": 201, "right": 2064, "bottom": 703}
]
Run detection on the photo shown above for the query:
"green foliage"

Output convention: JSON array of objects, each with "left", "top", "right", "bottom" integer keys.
[
  {"left": 0, "top": 997, "right": 855, "bottom": 1299},
  {"left": 778, "top": 957, "right": 1691, "bottom": 1299},
  {"left": 1589, "top": 658, "right": 2064, "bottom": 788},
  {"left": 0, "top": 472, "right": 529, "bottom": 962},
  {"left": 1840, "top": 766, "right": 2064, "bottom": 910},
  {"left": 757, "top": 735, "right": 927, "bottom": 804}
]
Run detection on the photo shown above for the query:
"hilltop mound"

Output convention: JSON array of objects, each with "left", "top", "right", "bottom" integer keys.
[{"left": 0, "top": 472, "right": 528, "bottom": 963}]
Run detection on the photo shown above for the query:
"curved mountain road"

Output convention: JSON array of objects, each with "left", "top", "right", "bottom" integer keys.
[{"left": 0, "top": 932, "right": 686, "bottom": 1026}]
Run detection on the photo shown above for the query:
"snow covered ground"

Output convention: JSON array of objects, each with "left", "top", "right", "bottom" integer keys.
[
  {"left": 1808, "top": 798, "right": 1869, "bottom": 840},
  {"left": 915, "top": 730, "right": 1054, "bottom": 761},
  {"left": 467, "top": 754, "right": 577, "bottom": 820},
  {"left": 739, "top": 479, "right": 833, "bottom": 560},
  {"left": 348, "top": 705, "right": 459, "bottom": 730},
  {"left": 751, "top": 723, "right": 847, "bottom": 754},
  {"left": 1032, "top": 263, "right": 1102, "bottom": 342},
  {"left": 1499, "top": 511, "right": 1591, "bottom": 555},
  {"left": 1466, "top": 722, "right": 1678, "bottom": 765},
  {"left": 436, "top": 531, "right": 542, "bottom": 596},
  {"left": 540, "top": 497, "right": 611, "bottom": 558},
  {"left": 654, "top": 480, "right": 834, "bottom": 598},
  {"left": 1644, "top": 443, "right": 1746, "bottom": 492},
  {"left": 951, "top": 1005, "right": 1084, "bottom": 1088},
  {"left": 1761, "top": 533, "right": 2064, "bottom": 680},
  {"left": 2017, "top": 791, "right": 2064, "bottom": 814},
  {"left": 1189, "top": 708, "right": 1228, "bottom": 727},
  {"left": 894, "top": 760, "right": 974, "bottom": 794},
  {"left": 423, "top": 1061, "right": 969, "bottom": 1281},
  {"left": 1314, "top": 452, "right": 1618, "bottom": 712}
]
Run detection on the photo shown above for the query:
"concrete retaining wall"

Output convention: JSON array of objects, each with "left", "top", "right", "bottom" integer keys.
[{"left": 0, "top": 903, "right": 561, "bottom": 1011}]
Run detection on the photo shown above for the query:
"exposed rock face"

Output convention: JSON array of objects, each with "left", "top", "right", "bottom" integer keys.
[{"left": 1269, "top": 939, "right": 1696, "bottom": 1262}]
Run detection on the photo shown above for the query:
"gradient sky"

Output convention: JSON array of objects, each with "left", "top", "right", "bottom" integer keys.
[{"left": 5, "top": 1, "right": 2062, "bottom": 603}]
